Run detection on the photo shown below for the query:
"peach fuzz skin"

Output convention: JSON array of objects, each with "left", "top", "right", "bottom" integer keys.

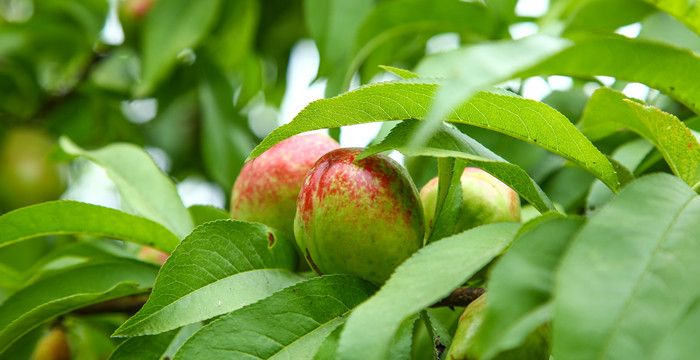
[
  {"left": 295, "top": 148, "right": 424, "bottom": 285},
  {"left": 230, "top": 134, "right": 340, "bottom": 237}
]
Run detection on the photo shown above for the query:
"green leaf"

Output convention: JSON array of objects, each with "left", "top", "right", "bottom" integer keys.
[
  {"left": 523, "top": 36, "right": 700, "bottom": 114},
  {"left": 553, "top": 174, "right": 700, "bottom": 359},
  {"left": 0, "top": 201, "right": 179, "bottom": 252},
  {"left": 314, "top": 317, "right": 417, "bottom": 360},
  {"left": 22, "top": 241, "right": 130, "bottom": 282},
  {"left": 304, "top": 0, "right": 374, "bottom": 95},
  {"left": 411, "top": 308, "right": 462, "bottom": 359},
  {"left": 198, "top": 62, "right": 256, "bottom": 189},
  {"left": 474, "top": 215, "right": 584, "bottom": 359},
  {"left": 174, "top": 275, "right": 375, "bottom": 359},
  {"left": 187, "top": 205, "right": 230, "bottom": 227},
  {"left": 639, "top": 12, "right": 700, "bottom": 53},
  {"left": 60, "top": 138, "right": 194, "bottom": 239},
  {"left": 362, "top": 120, "right": 555, "bottom": 213},
  {"left": 110, "top": 330, "right": 178, "bottom": 360},
  {"left": 337, "top": 223, "right": 521, "bottom": 360},
  {"left": 419, "top": 35, "right": 700, "bottom": 140},
  {"left": 650, "top": 298, "right": 700, "bottom": 360},
  {"left": 0, "top": 263, "right": 22, "bottom": 304},
  {"left": 204, "top": 0, "right": 259, "bottom": 73},
  {"left": 250, "top": 81, "right": 620, "bottom": 191},
  {"left": 542, "top": 166, "right": 596, "bottom": 212},
  {"left": 586, "top": 140, "right": 654, "bottom": 213},
  {"left": 378, "top": 65, "right": 419, "bottom": 79},
  {"left": 64, "top": 315, "right": 121, "bottom": 360},
  {"left": 313, "top": 326, "right": 343, "bottom": 360},
  {"left": 579, "top": 87, "right": 640, "bottom": 140},
  {"left": 90, "top": 48, "right": 139, "bottom": 94},
  {"left": 387, "top": 314, "right": 419, "bottom": 360},
  {"left": 109, "top": 324, "right": 201, "bottom": 360},
  {"left": 343, "top": 0, "right": 496, "bottom": 90},
  {"left": 580, "top": 88, "right": 700, "bottom": 187},
  {"left": 413, "top": 35, "right": 570, "bottom": 147},
  {"left": 643, "top": 0, "right": 700, "bottom": 35},
  {"left": 542, "top": 86, "right": 589, "bottom": 122},
  {"left": 428, "top": 158, "right": 464, "bottom": 241},
  {"left": 485, "top": 0, "right": 517, "bottom": 23},
  {"left": 623, "top": 100, "right": 700, "bottom": 187},
  {"left": 419, "top": 310, "right": 453, "bottom": 360},
  {"left": 0, "top": 260, "right": 158, "bottom": 353},
  {"left": 552, "top": 0, "right": 654, "bottom": 34},
  {"left": 137, "top": 0, "right": 222, "bottom": 96},
  {"left": 144, "top": 91, "right": 199, "bottom": 165},
  {"left": 0, "top": 236, "right": 49, "bottom": 274},
  {"left": 114, "top": 220, "right": 299, "bottom": 337},
  {"left": 0, "top": 326, "right": 42, "bottom": 360}
]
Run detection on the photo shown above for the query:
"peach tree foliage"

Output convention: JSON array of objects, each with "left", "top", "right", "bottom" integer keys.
[{"left": 1, "top": 0, "right": 700, "bottom": 359}]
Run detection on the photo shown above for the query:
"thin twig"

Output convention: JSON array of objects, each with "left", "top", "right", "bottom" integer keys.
[
  {"left": 72, "top": 287, "right": 483, "bottom": 315},
  {"left": 431, "top": 287, "right": 484, "bottom": 309},
  {"left": 74, "top": 293, "right": 150, "bottom": 315}
]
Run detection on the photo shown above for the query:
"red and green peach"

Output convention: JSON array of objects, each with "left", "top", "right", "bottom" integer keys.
[
  {"left": 230, "top": 134, "right": 339, "bottom": 236},
  {"left": 294, "top": 148, "right": 424, "bottom": 284}
]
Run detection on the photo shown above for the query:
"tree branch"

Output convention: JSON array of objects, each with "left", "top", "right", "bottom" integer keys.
[
  {"left": 73, "top": 294, "right": 149, "bottom": 315},
  {"left": 72, "top": 287, "right": 484, "bottom": 315},
  {"left": 431, "top": 287, "right": 484, "bottom": 308}
]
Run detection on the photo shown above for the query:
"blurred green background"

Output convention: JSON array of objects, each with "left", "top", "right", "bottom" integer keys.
[{"left": 0, "top": 0, "right": 695, "bottom": 215}]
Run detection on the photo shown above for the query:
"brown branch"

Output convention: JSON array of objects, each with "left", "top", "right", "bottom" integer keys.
[
  {"left": 72, "top": 287, "right": 482, "bottom": 315},
  {"left": 432, "top": 287, "right": 484, "bottom": 308},
  {"left": 74, "top": 294, "right": 150, "bottom": 315}
]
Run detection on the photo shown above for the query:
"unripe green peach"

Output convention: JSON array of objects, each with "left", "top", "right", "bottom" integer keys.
[
  {"left": 446, "top": 295, "right": 550, "bottom": 360},
  {"left": 294, "top": 148, "right": 424, "bottom": 285},
  {"left": 230, "top": 134, "right": 339, "bottom": 236},
  {"left": 32, "top": 327, "right": 70, "bottom": 360},
  {"left": 421, "top": 168, "right": 520, "bottom": 238},
  {"left": 0, "top": 128, "right": 66, "bottom": 212}
]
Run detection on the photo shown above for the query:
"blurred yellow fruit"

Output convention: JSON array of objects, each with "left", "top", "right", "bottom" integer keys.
[
  {"left": 31, "top": 327, "right": 70, "bottom": 360},
  {"left": 0, "top": 128, "right": 66, "bottom": 212}
]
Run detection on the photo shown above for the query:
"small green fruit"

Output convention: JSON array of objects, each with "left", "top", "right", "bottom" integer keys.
[
  {"left": 230, "top": 134, "right": 339, "bottom": 236},
  {"left": 294, "top": 148, "right": 424, "bottom": 285},
  {"left": 446, "top": 295, "right": 550, "bottom": 360},
  {"left": 421, "top": 168, "right": 520, "bottom": 237},
  {"left": 0, "top": 128, "right": 66, "bottom": 212}
]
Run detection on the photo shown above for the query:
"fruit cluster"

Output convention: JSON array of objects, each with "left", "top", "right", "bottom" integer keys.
[{"left": 230, "top": 134, "right": 521, "bottom": 284}]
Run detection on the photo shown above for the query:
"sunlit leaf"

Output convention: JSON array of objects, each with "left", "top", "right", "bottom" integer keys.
[
  {"left": 0, "top": 201, "right": 179, "bottom": 252},
  {"left": 474, "top": 214, "right": 583, "bottom": 359},
  {"left": 60, "top": 138, "right": 193, "bottom": 238},
  {"left": 554, "top": 174, "right": 700, "bottom": 359},
  {"left": 643, "top": 0, "right": 700, "bottom": 35},
  {"left": 174, "top": 275, "right": 374, "bottom": 359},
  {"left": 338, "top": 223, "right": 520, "bottom": 360},
  {"left": 362, "top": 120, "right": 554, "bottom": 213},
  {"left": 580, "top": 88, "right": 700, "bottom": 187},
  {"left": 251, "top": 81, "right": 620, "bottom": 191},
  {"left": 114, "top": 220, "right": 298, "bottom": 337},
  {"left": 0, "top": 260, "right": 157, "bottom": 353}
]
